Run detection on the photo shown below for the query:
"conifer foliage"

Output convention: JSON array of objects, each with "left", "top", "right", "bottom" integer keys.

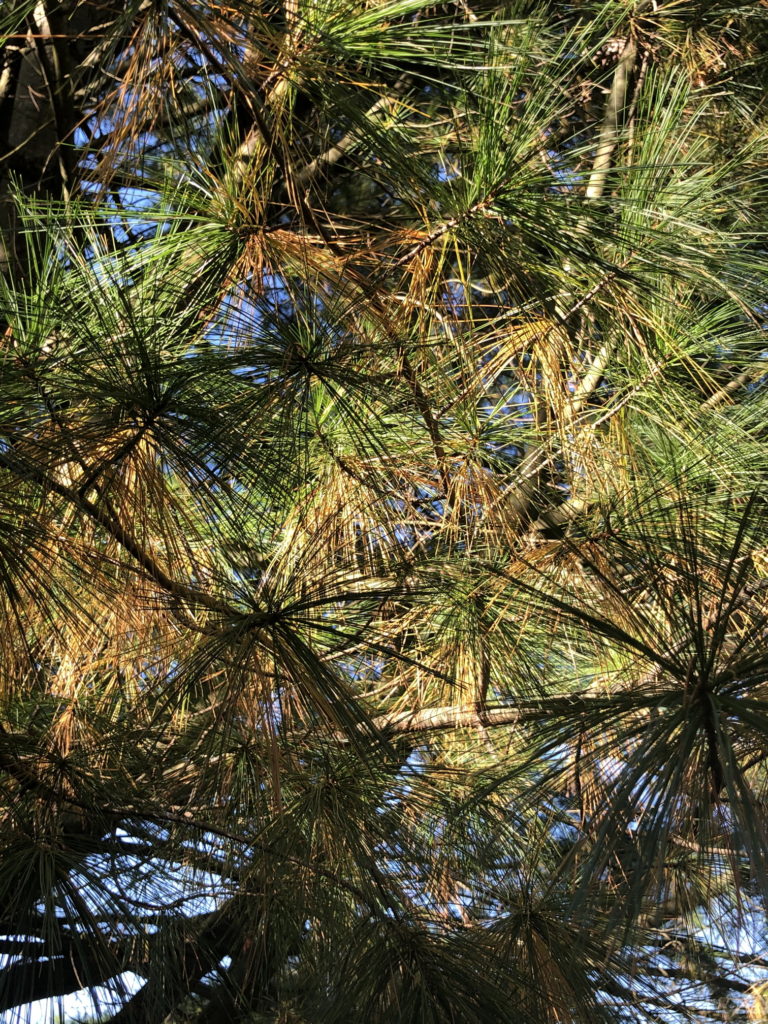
[{"left": 1, "top": 1, "right": 768, "bottom": 1020}]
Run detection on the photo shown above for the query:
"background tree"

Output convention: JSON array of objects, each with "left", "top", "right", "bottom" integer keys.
[{"left": 1, "top": 0, "right": 768, "bottom": 1021}]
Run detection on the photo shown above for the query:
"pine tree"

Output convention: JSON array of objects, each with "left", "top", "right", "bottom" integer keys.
[{"left": 1, "top": 1, "right": 768, "bottom": 1021}]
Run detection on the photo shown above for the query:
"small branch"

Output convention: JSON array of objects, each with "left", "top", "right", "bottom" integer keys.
[
  {"left": 501, "top": 261, "right": 630, "bottom": 524},
  {"left": 391, "top": 194, "right": 494, "bottom": 269},
  {"left": 373, "top": 703, "right": 521, "bottom": 735},
  {"left": 0, "top": 448, "right": 234, "bottom": 619},
  {"left": 294, "top": 74, "right": 412, "bottom": 189},
  {"left": 0, "top": 954, "right": 125, "bottom": 1013},
  {"left": 700, "top": 366, "right": 761, "bottom": 411},
  {"left": 633, "top": 577, "right": 768, "bottom": 692},
  {"left": 365, "top": 696, "right": 609, "bottom": 737},
  {"left": 530, "top": 347, "right": 752, "bottom": 536},
  {"left": 396, "top": 346, "right": 452, "bottom": 498},
  {"left": 585, "top": 37, "right": 637, "bottom": 200}
]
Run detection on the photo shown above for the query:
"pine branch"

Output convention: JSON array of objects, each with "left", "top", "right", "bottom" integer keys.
[
  {"left": 0, "top": 447, "right": 234, "bottom": 619},
  {"left": 294, "top": 73, "right": 413, "bottom": 189},
  {"left": 585, "top": 37, "right": 637, "bottom": 200}
]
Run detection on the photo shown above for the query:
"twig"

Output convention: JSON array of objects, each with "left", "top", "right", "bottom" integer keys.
[
  {"left": 295, "top": 74, "right": 413, "bottom": 189},
  {"left": 585, "top": 37, "right": 637, "bottom": 200}
]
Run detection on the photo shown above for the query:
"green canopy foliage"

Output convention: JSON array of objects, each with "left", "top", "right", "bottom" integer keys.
[{"left": 1, "top": 0, "right": 768, "bottom": 1020}]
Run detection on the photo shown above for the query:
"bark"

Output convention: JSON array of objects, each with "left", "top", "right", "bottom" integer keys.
[
  {"left": 0, "top": 955, "right": 122, "bottom": 1012},
  {"left": 294, "top": 73, "right": 413, "bottom": 190},
  {"left": 510, "top": 40, "right": 639, "bottom": 532},
  {"left": 106, "top": 903, "right": 242, "bottom": 1024},
  {"left": 585, "top": 38, "right": 637, "bottom": 200},
  {"left": 0, "top": 909, "right": 228, "bottom": 1013}
]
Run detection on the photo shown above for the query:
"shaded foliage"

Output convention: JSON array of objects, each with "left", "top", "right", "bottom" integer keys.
[{"left": 1, "top": 0, "right": 768, "bottom": 1020}]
